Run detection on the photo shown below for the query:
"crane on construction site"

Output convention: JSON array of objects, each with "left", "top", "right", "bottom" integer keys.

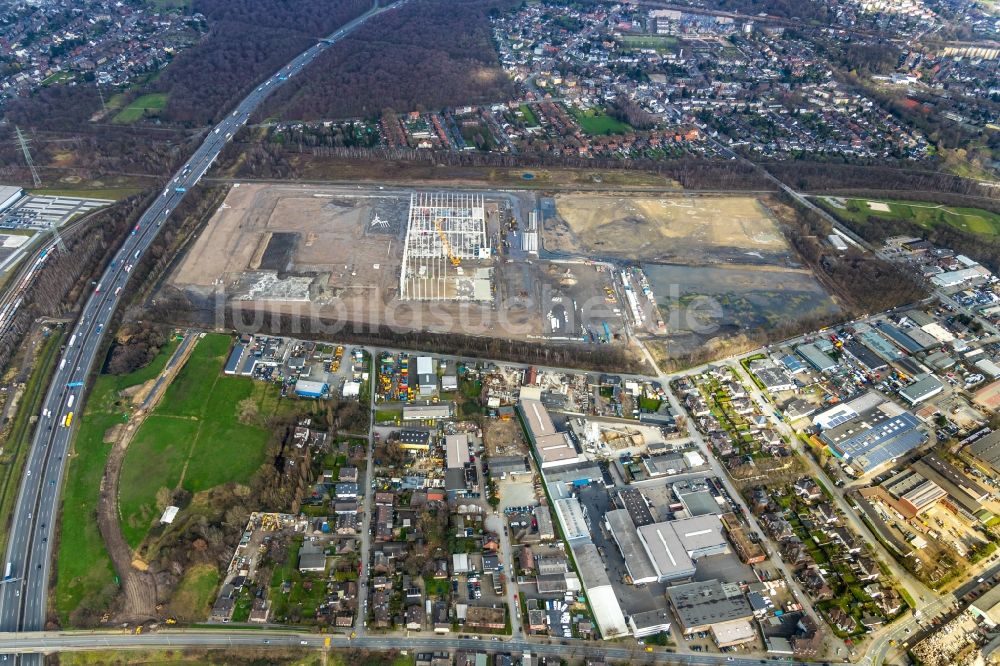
[{"left": 434, "top": 217, "right": 461, "bottom": 267}]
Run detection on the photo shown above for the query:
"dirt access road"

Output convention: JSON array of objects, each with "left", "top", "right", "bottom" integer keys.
[{"left": 95, "top": 332, "right": 198, "bottom": 623}]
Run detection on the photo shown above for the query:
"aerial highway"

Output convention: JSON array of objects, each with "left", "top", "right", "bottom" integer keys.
[{"left": 0, "top": 1, "right": 402, "bottom": 661}]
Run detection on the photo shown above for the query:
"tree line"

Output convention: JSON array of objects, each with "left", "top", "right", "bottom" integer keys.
[
  {"left": 232, "top": 139, "right": 774, "bottom": 190},
  {"left": 258, "top": 0, "right": 517, "bottom": 121},
  {"left": 762, "top": 160, "right": 1000, "bottom": 201}
]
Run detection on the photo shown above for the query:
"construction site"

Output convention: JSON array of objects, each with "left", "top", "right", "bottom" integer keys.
[
  {"left": 399, "top": 192, "right": 493, "bottom": 301},
  {"left": 167, "top": 184, "right": 635, "bottom": 343},
  {"left": 166, "top": 185, "right": 836, "bottom": 355}
]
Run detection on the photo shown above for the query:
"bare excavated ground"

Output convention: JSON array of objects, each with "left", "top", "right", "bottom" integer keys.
[
  {"left": 172, "top": 183, "right": 398, "bottom": 289},
  {"left": 545, "top": 194, "right": 791, "bottom": 265},
  {"left": 168, "top": 184, "right": 601, "bottom": 341}
]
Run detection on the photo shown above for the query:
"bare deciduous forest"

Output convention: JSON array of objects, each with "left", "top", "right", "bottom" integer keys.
[
  {"left": 258, "top": 0, "right": 517, "bottom": 121},
  {"left": 151, "top": 0, "right": 372, "bottom": 126}
]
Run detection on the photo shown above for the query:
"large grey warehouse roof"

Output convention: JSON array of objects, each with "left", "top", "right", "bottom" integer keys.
[
  {"left": 637, "top": 521, "right": 696, "bottom": 581},
  {"left": 843, "top": 341, "right": 887, "bottom": 372},
  {"left": 970, "top": 430, "right": 1000, "bottom": 475},
  {"left": 898, "top": 373, "right": 944, "bottom": 405},
  {"left": 605, "top": 509, "right": 657, "bottom": 584},
  {"left": 667, "top": 579, "right": 753, "bottom": 630}
]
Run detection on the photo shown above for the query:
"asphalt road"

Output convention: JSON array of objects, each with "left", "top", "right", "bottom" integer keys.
[
  {"left": 0, "top": 629, "right": 820, "bottom": 664},
  {"left": 0, "top": 1, "right": 402, "bottom": 661}
]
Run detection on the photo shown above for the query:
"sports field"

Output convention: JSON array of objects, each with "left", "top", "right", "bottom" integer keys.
[
  {"left": 113, "top": 93, "right": 169, "bottom": 124},
  {"left": 619, "top": 34, "right": 679, "bottom": 51},
  {"left": 118, "top": 333, "right": 289, "bottom": 549},
  {"left": 818, "top": 197, "right": 1000, "bottom": 237},
  {"left": 55, "top": 338, "right": 180, "bottom": 625}
]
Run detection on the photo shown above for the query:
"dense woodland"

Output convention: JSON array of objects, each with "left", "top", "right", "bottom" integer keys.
[
  {"left": 150, "top": 0, "right": 371, "bottom": 126},
  {"left": 259, "top": 0, "right": 517, "bottom": 121}
]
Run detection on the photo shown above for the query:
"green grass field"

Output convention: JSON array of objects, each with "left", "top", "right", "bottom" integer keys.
[
  {"left": 818, "top": 197, "right": 1000, "bottom": 238},
  {"left": 29, "top": 187, "right": 140, "bottom": 201},
  {"left": 118, "top": 334, "right": 285, "bottom": 549},
  {"left": 167, "top": 563, "right": 219, "bottom": 621},
  {"left": 113, "top": 93, "right": 169, "bottom": 124},
  {"left": 42, "top": 71, "right": 74, "bottom": 86},
  {"left": 568, "top": 105, "right": 632, "bottom": 136},
  {"left": 519, "top": 104, "right": 539, "bottom": 127},
  {"left": 145, "top": 0, "right": 192, "bottom": 8},
  {"left": 56, "top": 339, "right": 179, "bottom": 625},
  {"left": 620, "top": 34, "right": 679, "bottom": 51}
]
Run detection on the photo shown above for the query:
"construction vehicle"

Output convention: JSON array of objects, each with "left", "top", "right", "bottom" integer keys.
[{"left": 434, "top": 218, "right": 461, "bottom": 267}]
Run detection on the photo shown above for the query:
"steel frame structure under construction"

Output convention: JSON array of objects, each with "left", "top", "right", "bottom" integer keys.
[{"left": 400, "top": 192, "right": 488, "bottom": 300}]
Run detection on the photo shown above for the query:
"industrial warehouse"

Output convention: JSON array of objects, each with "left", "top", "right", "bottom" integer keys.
[{"left": 221, "top": 334, "right": 368, "bottom": 400}]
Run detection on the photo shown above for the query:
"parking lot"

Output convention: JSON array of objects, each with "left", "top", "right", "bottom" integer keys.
[{"left": 0, "top": 194, "right": 113, "bottom": 230}]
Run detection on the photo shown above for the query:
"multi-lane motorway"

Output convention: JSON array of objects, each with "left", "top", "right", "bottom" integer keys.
[{"left": 0, "top": 1, "right": 400, "bottom": 660}]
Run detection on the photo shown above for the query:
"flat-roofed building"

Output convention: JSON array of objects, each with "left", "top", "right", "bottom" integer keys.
[
  {"left": 534, "top": 432, "right": 580, "bottom": 467},
  {"left": 667, "top": 579, "right": 754, "bottom": 640},
  {"left": 416, "top": 356, "right": 437, "bottom": 396},
  {"left": 899, "top": 373, "right": 944, "bottom": 405},
  {"left": 635, "top": 522, "right": 696, "bottom": 583},
  {"left": 445, "top": 433, "right": 470, "bottom": 469},
  {"left": 605, "top": 509, "right": 659, "bottom": 585},
  {"left": 402, "top": 404, "right": 451, "bottom": 421},
  {"left": 398, "top": 429, "right": 431, "bottom": 451},
  {"left": 629, "top": 609, "right": 672, "bottom": 638},
  {"left": 519, "top": 398, "right": 580, "bottom": 468},
  {"left": 911, "top": 455, "right": 987, "bottom": 521},
  {"left": 674, "top": 483, "right": 720, "bottom": 517},
  {"left": 970, "top": 585, "right": 1000, "bottom": 628},
  {"left": 970, "top": 429, "right": 1000, "bottom": 475},
  {"left": 844, "top": 341, "right": 888, "bottom": 373},
  {"left": 820, "top": 406, "right": 925, "bottom": 474},
  {"left": 670, "top": 514, "right": 730, "bottom": 558},
  {"left": 920, "top": 452, "right": 990, "bottom": 503},
  {"left": 616, "top": 488, "right": 655, "bottom": 527},
  {"left": 712, "top": 619, "right": 758, "bottom": 647},
  {"left": 534, "top": 505, "right": 555, "bottom": 540},
  {"left": 489, "top": 455, "right": 529, "bottom": 479},
  {"left": 797, "top": 343, "right": 837, "bottom": 372},
  {"left": 554, "top": 496, "right": 589, "bottom": 542},
  {"left": 753, "top": 366, "right": 797, "bottom": 393},
  {"left": 573, "top": 542, "right": 629, "bottom": 639},
  {"left": 884, "top": 471, "right": 946, "bottom": 517},
  {"left": 0, "top": 186, "right": 23, "bottom": 213}
]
